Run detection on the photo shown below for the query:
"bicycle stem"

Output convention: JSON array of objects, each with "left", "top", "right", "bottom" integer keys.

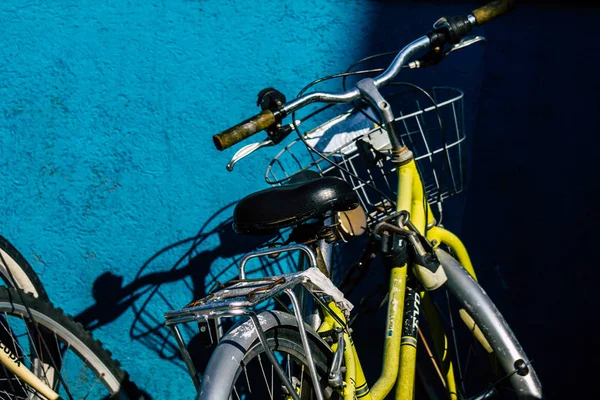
[
  {"left": 356, "top": 78, "right": 403, "bottom": 154},
  {"left": 277, "top": 36, "right": 431, "bottom": 161}
]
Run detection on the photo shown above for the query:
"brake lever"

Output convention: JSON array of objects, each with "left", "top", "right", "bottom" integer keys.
[
  {"left": 226, "top": 139, "right": 274, "bottom": 171},
  {"left": 408, "top": 35, "right": 486, "bottom": 69},
  {"left": 444, "top": 35, "right": 487, "bottom": 56}
]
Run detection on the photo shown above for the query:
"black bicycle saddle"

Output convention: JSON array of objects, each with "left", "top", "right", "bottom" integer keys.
[{"left": 233, "top": 175, "right": 359, "bottom": 235}]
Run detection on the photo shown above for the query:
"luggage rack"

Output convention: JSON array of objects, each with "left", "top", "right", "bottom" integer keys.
[
  {"left": 164, "top": 272, "right": 308, "bottom": 324},
  {"left": 164, "top": 244, "right": 353, "bottom": 394}
]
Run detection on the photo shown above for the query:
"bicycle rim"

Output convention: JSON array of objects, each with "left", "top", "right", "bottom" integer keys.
[{"left": 0, "top": 235, "right": 48, "bottom": 300}]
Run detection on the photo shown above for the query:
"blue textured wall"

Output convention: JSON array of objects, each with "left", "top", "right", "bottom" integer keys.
[
  {"left": 0, "top": 1, "right": 387, "bottom": 397},
  {"left": 2, "top": 1, "right": 597, "bottom": 398}
]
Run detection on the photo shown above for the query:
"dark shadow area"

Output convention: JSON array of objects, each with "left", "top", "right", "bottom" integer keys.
[
  {"left": 459, "top": 6, "right": 600, "bottom": 399},
  {"left": 358, "top": 2, "right": 600, "bottom": 399}
]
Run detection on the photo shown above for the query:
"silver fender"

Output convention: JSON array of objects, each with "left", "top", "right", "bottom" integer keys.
[
  {"left": 197, "top": 310, "right": 330, "bottom": 400},
  {"left": 437, "top": 249, "right": 543, "bottom": 399}
]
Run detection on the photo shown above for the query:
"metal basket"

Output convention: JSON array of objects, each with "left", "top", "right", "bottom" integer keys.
[{"left": 265, "top": 87, "right": 466, "bottom": 226}]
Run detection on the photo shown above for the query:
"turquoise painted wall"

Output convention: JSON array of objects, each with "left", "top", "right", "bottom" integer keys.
[{"left": 0, "top": 1, "right": 396, "bottom": 397}]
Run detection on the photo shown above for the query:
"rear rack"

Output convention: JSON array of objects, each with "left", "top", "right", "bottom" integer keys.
[
  {"left": 164, "top": 272, "right": 306, "bottom": 325},
  {"left": 163, "top": 243, "right": 353, "bottom": 394}
]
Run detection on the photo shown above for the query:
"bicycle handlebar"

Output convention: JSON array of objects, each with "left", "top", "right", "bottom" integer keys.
[
  {"left": 472, "top": 0, "right": 515, "bottom": 26},
  {"left": 212, "top": 35, "right": 429, "bottom": 152},
  {"left": 212, "top": 0, "right": 515, "bottom": 151},
  {"left": 280, "top": 35, "right": 431, "bottom": 116},
  {"left": 213, "top": 110, "right": 276, "bottom": 151}
]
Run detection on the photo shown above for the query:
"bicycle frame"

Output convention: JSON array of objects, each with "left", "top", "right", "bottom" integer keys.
[
  {"left": 0, "top": 338, "right": 60, "bottom": 399},
  {"left": 379, "top": 157, "right": 468, "bottom": 400},
  {"left": 317, "top": 154, "right": 543, "bottom": 400},
  {"left": 314, "top": 156, "right": 468, "bottom": 400}
]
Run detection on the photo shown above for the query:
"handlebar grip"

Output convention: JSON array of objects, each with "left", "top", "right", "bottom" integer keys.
[
  {"left": 472, "top": 0, "right": 515, "bottom": 26},
  {"left": 213, "top": 110, "right": 276, "bottom": 151}
]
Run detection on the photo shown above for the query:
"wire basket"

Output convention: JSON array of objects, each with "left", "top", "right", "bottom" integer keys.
[{"left": 265, "top": 87, "right": 466, "bottom": 227}]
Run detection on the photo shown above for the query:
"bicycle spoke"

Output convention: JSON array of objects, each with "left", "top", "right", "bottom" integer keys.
[
  {"left": 0, "top": 363, "right": 22, "bottom": 398},
  {"left": 21, "top": 316, "right": 48, "bottom": 385},
  {"left": 417, "top": 327, "right": 446, "bottom": 388},
  {"left": 470, "top": 367, "right": 522, "bottom": 400},
  {"left": 0, "top": 388, "right": 26, "bottom": 400},
  {"left": 445, "top": 289, "right": 465, "bottom": 394},
  {"left": 54, "top": 331, "right": 71, "bottom": 393},
  {"left": 81, "top": 375, "right": 105, "bottom": 400},
  {"left": 271, "top": 364, "right": 273, "bottom": 399},
  {"left": 463, "top": 342, "right": 474, "bottom": 382},
  {"left": 300, "top": 364, "right": 304, "bottom": 395},
  {"left": 243, "top": 364, "right": 252, "bottom": 393},
  {"left": 4, "top": 313, "right": 20, "bottom": 359},
  {"left": 257, "top": 354, "right": 273, "bottom": 399}
]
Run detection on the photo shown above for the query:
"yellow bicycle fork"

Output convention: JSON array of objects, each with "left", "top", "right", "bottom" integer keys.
[{"left": 314, "top": 157, "right": 481, "bottom": 400}]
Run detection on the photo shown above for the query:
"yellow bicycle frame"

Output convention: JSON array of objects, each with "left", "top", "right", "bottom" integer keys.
[{"left": 317, "top": 152, "right": 478, "bottom": 400}]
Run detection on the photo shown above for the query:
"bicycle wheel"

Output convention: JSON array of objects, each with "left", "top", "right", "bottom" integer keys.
[
  {"left": 416, "top": 249, "right": 541, "bottom": 400},
  {"left": 0, "top": 286, "right": 135, "bottom": 399},
  {"left": 417, "top": 290, "right": 507, "bottom": 400},
  {"left": 201, "top": 323, "right": 338, "bottom": 400},
  {"left": 0, "top": 235, "right": 48, "bottom": 300}
]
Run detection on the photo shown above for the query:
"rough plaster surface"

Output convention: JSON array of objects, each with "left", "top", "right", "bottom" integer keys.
[{"left": 0, "top": 1, "right": 385, "bottom": 397}]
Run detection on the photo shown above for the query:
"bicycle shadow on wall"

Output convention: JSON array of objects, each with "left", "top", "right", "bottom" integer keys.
[{"left": 75, "top": 201, "right": 299, "bottom": 377}]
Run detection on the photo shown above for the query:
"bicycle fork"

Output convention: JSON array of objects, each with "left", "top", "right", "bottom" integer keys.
[
  {"left": 436, "top": 249, "right": 543, "bottom": 398},
  {"left": 322, "top": 250, "right": 543, "bottom": 400}
]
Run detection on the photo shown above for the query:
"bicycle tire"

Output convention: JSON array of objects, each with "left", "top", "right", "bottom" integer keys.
[
  {"left": 198, "top": 314, "right": 338, "bottom": 400},
  {"left": 414, "top": 249, "right": 542, "bottom": 400},
  {"left": 0, "top": 235, "right": 48, "bottom": 300},
  {"left": 417, "top": 289, "right": 505, "bottom": 400},
  {"left": 0, "top": 286, "right": 139, "bottom": 399}
]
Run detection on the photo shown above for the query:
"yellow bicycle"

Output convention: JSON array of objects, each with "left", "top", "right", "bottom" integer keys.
[{"left": 165, "top": 1, "right": 543, "bottom": 399}]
